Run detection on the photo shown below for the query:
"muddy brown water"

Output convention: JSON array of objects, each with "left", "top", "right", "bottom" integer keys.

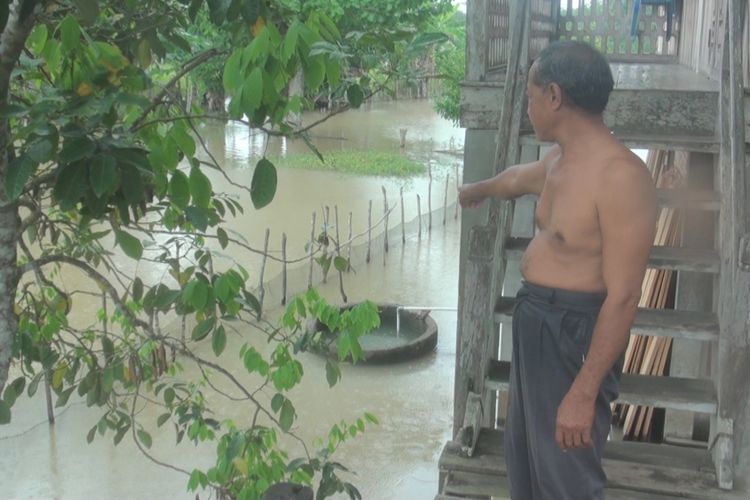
[{"left": 0, "top": 100, "right": 466, "bottom": 500}]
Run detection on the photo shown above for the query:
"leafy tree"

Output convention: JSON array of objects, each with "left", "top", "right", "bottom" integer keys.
[
  {"left": 0, "top": 0, "right": 448, "bottom": 498},
  {"left": 433, "top": 9, "right": 466, "bottom": 125}
]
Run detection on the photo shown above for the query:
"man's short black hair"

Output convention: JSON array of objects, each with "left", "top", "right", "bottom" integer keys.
[{"left": 532, "top": 41, "right": 614, "bottom": 115}]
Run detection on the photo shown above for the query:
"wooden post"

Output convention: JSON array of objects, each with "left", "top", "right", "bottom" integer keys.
[
  {"left": 347, "top": 212, "right": 353, "bottom": 272},
  {"left": 466, "top": 0, "right": 489, "bottom": 81},
  {"left": 417, "top": 194, "right": 422, "bottom": 239},
  {"left": 308, "top": 212, "right": 316, "bottom": 289},
  {"left": 382, "top": 187, "right": 389, "bottom": 266},
  {"left": 455, "top": 163, "right": 460, "bottom": 220},
  {"left": 399, "top": 128, "right": 408, "bottom": 148},
  {"left": 400, "top": 187, "right": 406, "bottom": 244},
  {"left": 382, "top": 186, "right": 389, "bottom": 254},
  {"left": 428, "top": 163, "right": 433, "bottom": 231},
  {"left": 713, "top": 2, "right": 750, "bottom": 490},
  {"left": 366, "top": 200, "right": 372, "bottom": 263},
  {"left": 453, "top": 226, "right": 497, "bottom": 447},
  {"left": 334, "top": 206, "right": 347, "bottom": 303},
  {"left": 257, "top": 228, "right": 270, "bottom": 320},
  {"left": 443, "top": 175, "right": 450, "bottom": 226},
  {"left": 322, "top": 206, "right": 330, "bottom": 283},
  {"left": 281, "top": 233, "right": 287, "bottom": 306}
]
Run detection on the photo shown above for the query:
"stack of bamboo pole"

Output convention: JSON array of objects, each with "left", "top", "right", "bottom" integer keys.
[{"left": 614, "top": 150, "right": 685, "bottom": 441}]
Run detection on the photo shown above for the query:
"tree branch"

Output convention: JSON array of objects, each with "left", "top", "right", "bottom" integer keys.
[{"left": 131, "top": 48, "right": 225, "bottom": 131}]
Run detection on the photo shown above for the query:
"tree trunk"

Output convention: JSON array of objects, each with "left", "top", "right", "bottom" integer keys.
[
  {"left": 287, "top": 68, "right": 304, "bottom": 128},
  {"left": 0, "top": 1, "right": 35, "bottom": 393}
]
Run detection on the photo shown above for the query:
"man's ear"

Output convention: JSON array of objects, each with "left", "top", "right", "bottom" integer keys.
[{"left": 548, "top": 82, "right": 564, "bottom": 110}]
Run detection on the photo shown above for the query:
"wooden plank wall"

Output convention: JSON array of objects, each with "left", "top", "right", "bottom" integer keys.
[
  {"left": 679, "top": 0, "right": 748, "bottom": 85},
  {"left": 485, "top": 0, "right": 554, "bottom": 72}
]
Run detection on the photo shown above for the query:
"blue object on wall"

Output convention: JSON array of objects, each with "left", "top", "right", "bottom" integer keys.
[{"left": 630, "top": 0, "right": 675, "bottom": 41}]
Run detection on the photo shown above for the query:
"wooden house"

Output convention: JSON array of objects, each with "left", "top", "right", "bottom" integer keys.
[{"left": 439, "top": 1, "right": 750, "bottom": 498}]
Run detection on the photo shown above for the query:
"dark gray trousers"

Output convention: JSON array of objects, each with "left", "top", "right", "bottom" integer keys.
[{"left": 505, "top": 281, "right": 624, "bottom": 500}]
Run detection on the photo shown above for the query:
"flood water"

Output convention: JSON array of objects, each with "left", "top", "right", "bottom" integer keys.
[{"left": 0, "top": 100, "right": 466, "bottom": 499}]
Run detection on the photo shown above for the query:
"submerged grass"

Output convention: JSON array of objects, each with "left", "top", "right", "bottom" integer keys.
[{"left": 271, "top": 150, "right": 425, "bottom": 177}]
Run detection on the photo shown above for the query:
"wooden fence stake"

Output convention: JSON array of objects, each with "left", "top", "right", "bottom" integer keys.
[
  {"left": 444, "top": 175, "right": 450, "bottom": 226},
  {"left": 281, "top": 232, "right": 287, "bottom": 306},
  {"left": 428, "top": 162, "right": 433, "bottom": 231},
  {"left": 347, "top": 212, "right": 353, "bottom": 271},
  {"left": 308, "top": 212, "right": 316, "bottom": 289},
  {"left": 335, "top": 206, "right": 347, "bottom": 303},
  {"left": 367, "top": 200, "right": 372, "bottom": 263},
  {"left": 382, "top": 186, "right": 389, "bottom": 266},
  {"left": 400, "top": 186, "right": 406, "bottom": 243},
  {"left": 257, "top": 228, "right": 270, "bottom": 319},
  {"left": 322, "top": 206, "right": 330, "bottom": 283},
  {"left": 417, "top": 194, "right": 422, "bottom": 239}
]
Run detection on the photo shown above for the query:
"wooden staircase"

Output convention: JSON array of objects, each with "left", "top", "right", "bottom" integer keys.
[{"left": 440, "top": 0, "right": 749, "bottom": 498}]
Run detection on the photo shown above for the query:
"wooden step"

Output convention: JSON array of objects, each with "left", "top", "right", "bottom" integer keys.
[
  {"left": 520, "top": 133, "right": 724, "bottom": 153},
  {"left": 505, "top": 237, "right": 721, "bottom": 273},
  {"left": 494, "top": 296, "right": 720, "bottom": 342},
  {"left": 485, "top": 360, "right": 717, "bottom": 414},
  {"left": 520, "top": 132, "right": 750, "bottom": 155},
  {"left": 439, "top": 428, "right": 743, "bottom": 499},
  {"left": 656, "top": 188, "right": 721, "bottom": 211}
]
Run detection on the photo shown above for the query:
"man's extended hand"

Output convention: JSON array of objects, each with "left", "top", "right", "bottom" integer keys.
[
  {"left": 458, "top": 183, "right": 487, "bottom": 209},
  {"left": 555, "top": 389, "right": 595, "bottom": 451}
]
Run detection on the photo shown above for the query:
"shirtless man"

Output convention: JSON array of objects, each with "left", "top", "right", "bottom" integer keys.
[{"left": 459, "top": 41, "right": 657, "bottom": 499}]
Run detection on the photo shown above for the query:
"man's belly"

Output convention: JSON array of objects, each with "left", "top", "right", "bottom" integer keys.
[{"left": 520, "top": 233, "right": 606, "bottom": 293}]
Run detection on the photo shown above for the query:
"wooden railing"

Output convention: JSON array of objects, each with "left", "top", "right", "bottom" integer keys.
[
  {"left": 469, "top": 0, "right": 682, "bottom": 80},
  {"left": 557, "top": 0, "right": 681, "bottom": 61}
]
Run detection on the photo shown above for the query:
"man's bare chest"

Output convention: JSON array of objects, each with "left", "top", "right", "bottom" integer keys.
[{"left": 535, "top": 170, "right": 600, "bottom": 245}]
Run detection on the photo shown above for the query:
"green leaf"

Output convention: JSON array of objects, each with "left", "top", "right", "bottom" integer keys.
[
  {"left": 279, "top": 399, "right": 295, "bottom": 432},
  {"left": 217, "top": 228, "right": 229, "bottom": 249},
  {"left": 212, "top": 325, "right": 227, "bottom": 356},
  {"left": 303, "top": 57, "right": 326, "bottom": 91},
  {"left": 59, "top": 15, "right": 81, "bottom": 52},
  {"left": 54, "top": 161, "right": 87, "bottom": 210},
  {"left": 89, "top": 155, "right": 118, "bottom": 197},
  {"left": 250, "top": 158, "right": 277, "bottom": 209},
  {"left": 55, "top": 386, "right": 75, "bottom": 407},
  {"left": 72, "top": 0, "right": 100, "bottom": 25},
  {"left": 5, "top": 155, "right": 34, "bottom": 200},
  {"left": 0, "top": 399, "right": 9, "bottom": 424},
  {"left": 27, "top": 24, "right": 48, "bottom": 54},
  {"left": 119, "top": 163, "right": 144, "bottom": 205},
  {"left": 137, "top": 429, "right": 152, "bottom": 449},
  {"left": 271, "top": 393, "right": 284, "bottom": 413},
  {"left": 192, "top": 317, "right": 216, "bottom": 341},
  {"left": 185, "top": 206, "right": 209, "bottom": 231},
  {"left": 364, "top": 412, "right": 379, "bottom": 425},
  {"left": 116, "top": 231, "right": 143, "bottom": 260},
  {"left": 189, "top": 167, "right": 211, "bottom": 208},
  {"left": 182, "top": 280, "right": 209, "bottom": 310},
  {"left": 242, "top": 290, "right": 261, "bottom": 316},
  {"left": 86, "top": 425, "right": 97, "bottom": 443},
  {"left": 334, "top": 256, "right": 348, "bottom": 273},
  {"left": 164, "top": 387, "right": 176, "bottom": 405},
  {"left": 157, "top": 413, "right": 171, "bottom": 427},
  {"left": 325, "top": 360, "right": 340, "bottom": 388},
  {"left": 241, "top": 67, "right": 263, "bottom": 116},
  {"left": 132, "top": 278, "right": 144, "bottom": 302},
  {"left": 282, "top": 21, "right": 301, "bottom": 63},
  {"left": 222, "top": 49, "right": 243, "bottom": 92},
  {"left": 169, "top": 170, "right": 190, "bottom": 209},
  {"left": 27, "top": 373, "right": 42, "bottom": 397},
  {"left": 27, "top": 137, "right": 56, "bottom": 164},
  {"left": 59, "top": 137, "right": 96, "bottom": 164},
  {"left": 409, "top": 32, "right": 450, "bottom": 51},
  {"left": 170, "top": 125, "right": 195, "bottom": 158},
  {"left": 346, "top": 84, "right": 364, "bottom": 109}
]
